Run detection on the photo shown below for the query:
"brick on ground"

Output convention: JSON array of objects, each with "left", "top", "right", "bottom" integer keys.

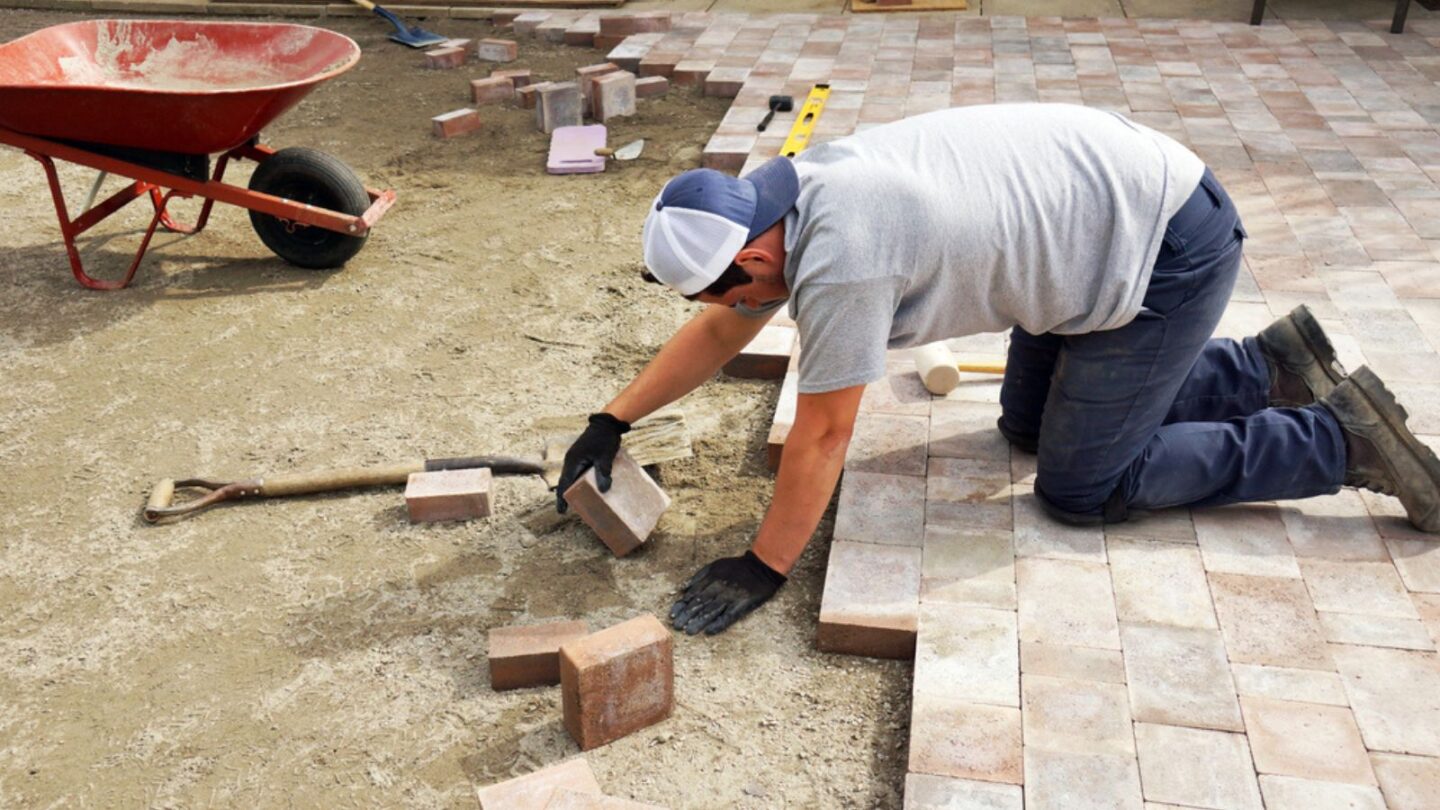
[
  {"left": 1371, "top": 753, "right": 1440, "bottom": 810},
  {"left": 488, "top": 619, "right": 589, "bottom": 691},
  {"left": 476, "top": 38, "right": 518, "bottom": 63},
  {"left": 536, "top": 82, "right": 583, "bottom": 135},
  {"left": 1120, "top": 623, "right": 1244, "bottom": 732},
  {"left": 475, "top": 757, "right": 602, "bottom": 809},
  {"left": 844, "top": 413, "right": 929, "bottom": 478},
  {"left": 560, "top": 615, "right": 673, "bottom": 750},
  {"left": 471, "top": 76, "right": 514, "bottom": 105},
  {"left": 908, "top": 693, "right": 1023, "bottom": 784},
  {"left": 518, "top": 83, "right": 547, "bottom": 110},
  {"left": 492, "top": 68, "right": 534, "bottom": 89},
  {"left": 404, "top": 467, "right": 490, "bottom": 521},
  {"left": 817, "top": 540, "right": 921, "bottom": 659},
  {"left": 634, "top": 76, "right": 669, "bottom": 99},
  {"left": 423, "top": 46, "right": 466, "bottom": 70},
  {"left": 913, "top": 603, "right": 1018, "bottom": 707},
  {"left": 562, "top": 448, "right": 670, "bottom": 557},
  {"left": 723, "top": 324, "right": 795, "bottom": 379},
  {"left": 834, "top": 470, "right": 926, "bottom": 547},
  {"left": 431, "top": 108, "right": 481, "bottom": 139},
  {"left": 576, "top": 63, "right": 622, "bottom": 112},
  {"left": 564, "top": 16, "right": 600, "bottom": 48},
  {"left": 592, "top": 71, "right": 637, "bottom": 122},
  {"left": 671, "top": 60, "right": 712, "bottom": 87}
]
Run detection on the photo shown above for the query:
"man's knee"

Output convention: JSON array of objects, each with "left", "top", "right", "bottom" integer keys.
[{"left": 1034, "top": 467, "right": 1127, "bottom": 525}]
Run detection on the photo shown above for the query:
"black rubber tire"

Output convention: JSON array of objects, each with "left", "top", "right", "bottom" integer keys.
[{"left": 247, "top": 147, "right": 370, "bottom": 269}]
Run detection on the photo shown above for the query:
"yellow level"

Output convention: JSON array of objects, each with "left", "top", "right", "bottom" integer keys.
[{"left": 780, "top": 83, "right": 831, "bottom": 158}]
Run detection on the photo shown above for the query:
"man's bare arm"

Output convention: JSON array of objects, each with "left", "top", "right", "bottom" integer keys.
[
  {"left": 603, "top": 304, "right": 770, "bottom": 423},
  {"left": 751, "top": 384, "right": 866, "bottom": 573}
]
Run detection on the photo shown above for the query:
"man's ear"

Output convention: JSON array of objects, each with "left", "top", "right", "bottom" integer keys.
[{"left": 734, "top": 245, "right": 778, "bottom": 276}]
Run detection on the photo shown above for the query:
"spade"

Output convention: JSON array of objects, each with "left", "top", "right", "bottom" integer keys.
[{"left": 757, "top": 95, "right": 794, "bottom": 133}]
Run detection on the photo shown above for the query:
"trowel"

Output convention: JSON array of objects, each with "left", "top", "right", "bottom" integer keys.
[{"left": 594, "top": 139, "right": 646, "bottom": 162}]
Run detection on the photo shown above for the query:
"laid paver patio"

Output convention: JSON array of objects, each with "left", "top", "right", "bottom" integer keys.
[{"left": 501, "top": 6, "right": 1440, "bottom": 805}]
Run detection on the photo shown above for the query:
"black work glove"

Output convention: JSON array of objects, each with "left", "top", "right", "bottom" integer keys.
[
  {"left": 555, "top": 412, "right": 631, "bottom": 514},
  {"left": 670, "top": 551, "right": 787, "bottom": 636}
]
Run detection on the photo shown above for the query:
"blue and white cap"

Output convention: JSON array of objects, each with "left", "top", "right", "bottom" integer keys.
[{"left": 641, "top": 157, "right": 800, "bottom": 296}]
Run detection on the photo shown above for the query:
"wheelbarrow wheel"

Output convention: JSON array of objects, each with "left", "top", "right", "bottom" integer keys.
[{"left": 248, "top": 147, "right": 369, "bottom": 269}]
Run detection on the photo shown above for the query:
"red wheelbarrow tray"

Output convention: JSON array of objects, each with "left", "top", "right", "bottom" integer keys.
[{"left": 0, "top": 19, "right": 361, "bottom": 154}]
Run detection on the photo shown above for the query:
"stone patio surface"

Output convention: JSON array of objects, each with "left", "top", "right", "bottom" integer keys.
[{"left": 533, "top": 8, "right": 1440, "bottom": 807}]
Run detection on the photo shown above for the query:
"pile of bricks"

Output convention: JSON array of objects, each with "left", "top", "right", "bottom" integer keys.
[{"left": 483, "top": 614, "right": 673, "bottom": 752}]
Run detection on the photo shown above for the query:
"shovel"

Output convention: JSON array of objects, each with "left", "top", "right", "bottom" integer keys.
[
  {"left": 594, "top": 139, "right": 645, "bottom": 162},
  {"left": 143, "top": 455, "right": 544, "bottom": 523},
  {"left": 350, "top": 0, "right": 448, "bottom": 48}
]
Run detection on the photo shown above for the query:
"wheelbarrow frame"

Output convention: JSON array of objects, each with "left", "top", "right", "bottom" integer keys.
[{"left": 0, "top": 124, "right": 397, "bottom": 290}]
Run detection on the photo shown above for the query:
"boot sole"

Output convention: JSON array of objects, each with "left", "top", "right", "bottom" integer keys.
[
  {"left": 1350, "top": 366, "right": 1440, "bottom": 532},
  {"left": 1288, "top": 305, "right": 1347, "bottom": 386}
]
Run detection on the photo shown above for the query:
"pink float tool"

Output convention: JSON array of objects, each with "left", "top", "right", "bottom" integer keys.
[{"left": 547, "top": 124, "right": 607, "bottom": 174}]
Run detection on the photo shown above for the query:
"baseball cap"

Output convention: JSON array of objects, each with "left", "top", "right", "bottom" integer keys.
[{"left": 641, "top": 157, "right": 800, "bottom": 296}]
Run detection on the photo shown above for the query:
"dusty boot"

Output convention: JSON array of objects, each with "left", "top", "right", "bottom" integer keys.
[
  {"left": 1256, "top": 304, "right": 1347, "bottom": 407},
  {"left": 1321, "top": 366, "right": 1440, "bottom": 533}
]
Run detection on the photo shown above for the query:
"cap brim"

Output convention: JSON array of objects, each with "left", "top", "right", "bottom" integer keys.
[{"left": 741, "top": 157, "right": 800, "bottom": 241}]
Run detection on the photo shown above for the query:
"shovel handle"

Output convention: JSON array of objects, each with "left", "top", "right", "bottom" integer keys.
[
  {"left": 351, "top": 0, "right": 378, "bottom": 10},
  {"left": 259, "top": 462, "right": 424, "bottom": 497}
]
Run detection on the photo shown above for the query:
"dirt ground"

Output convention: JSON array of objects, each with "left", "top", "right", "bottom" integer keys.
[{"left": 0, "top": 10, "right": 911, "bottom": 808}]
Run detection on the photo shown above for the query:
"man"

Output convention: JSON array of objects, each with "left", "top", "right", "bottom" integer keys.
[{"left": 556, "top": 103, "right": 1440, "bottom": 637}]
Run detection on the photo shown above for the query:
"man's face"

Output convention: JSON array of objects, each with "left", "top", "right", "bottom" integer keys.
[{"left": 694, "top": 281, "right": 787, "bottom": 311}]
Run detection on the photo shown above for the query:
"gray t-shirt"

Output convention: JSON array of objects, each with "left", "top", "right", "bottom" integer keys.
[{"left": 741, "top": 103, "right": 1205, "bottom": 394}]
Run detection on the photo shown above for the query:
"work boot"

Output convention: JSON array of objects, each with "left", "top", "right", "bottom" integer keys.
[
  {"left": 1321, "top": 366, "right": 1440, "bottom": 533},
  {"left": 1255, "top": 305, "right": 1347, "bottom": 407}
]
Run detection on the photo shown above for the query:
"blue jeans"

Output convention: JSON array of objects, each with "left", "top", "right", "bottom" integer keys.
[{"left": 999, "top": 168, "right": 1347, "bottom": 522}]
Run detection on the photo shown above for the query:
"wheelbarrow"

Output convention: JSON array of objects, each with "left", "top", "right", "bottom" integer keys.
[{"left": 0, "top": 19, "right": 396, "bottom": 290}]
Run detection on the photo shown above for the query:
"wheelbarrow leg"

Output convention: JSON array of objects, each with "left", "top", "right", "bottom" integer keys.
[
  {"left": 28, "top": 150, "right": 178, "bottom": 290},
  {"left": 159, "top": 152, "right": 232, "bottom": 235}
]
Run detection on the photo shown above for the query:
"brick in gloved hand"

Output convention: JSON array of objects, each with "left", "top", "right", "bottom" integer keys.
[
  {"left": 670, "top": 551, "right": 786, "bottom": 635},
  {"left": 555, "top": 412, "right": 629, "bottom": 514}
]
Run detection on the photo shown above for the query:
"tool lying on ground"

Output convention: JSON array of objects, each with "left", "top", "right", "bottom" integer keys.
[
  {"left": 0, "top": 20, "right": 396, "bottom": 290},
  {"left": 349, "top": 0, "right": 447, "bottom": 48},
  {"left": 595, "top": 139, "right": 645, "bottom": 162},
  {"left": 537, "top": 409, "right": 693, "bottom": 490},
  {"left": 144, "top": 456, "right": 544, "bottom": 523},
  {"left": 756, "top": 95, "right": 794, "bottom": 132},
  {"left": 780, "top": 84, "right": 831, "bottom": 158},
  {"left": 913, "top": 342, "right": 1006, "bottom": 395}
]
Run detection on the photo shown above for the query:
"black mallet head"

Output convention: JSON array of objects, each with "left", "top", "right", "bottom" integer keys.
[{"left": 757, "top": 95, "right": 795, "bottom": 132}]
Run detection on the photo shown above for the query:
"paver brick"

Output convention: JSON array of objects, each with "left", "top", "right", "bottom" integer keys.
[
  {"left": 845, "top": 413, "right": 929, "bottom": 478},
  {"left": 834, "top": 470, "right": 925, "bottom": 547},
  {"left": 903, "top": 774, "right": 1022, "bottom": 810},
  {"left": 1317, "top": 612, "right": 1436, "bottom": 651},
  {"left": 1370, "top": 753, "right": 1440, "bottom": 810},
  {"left": 599, "top": 12, "right": 670, "bottom": 36},
  {"left": 705, "top": 67, "right": 750, "bottom": 98},
  {"left": 489, "top": 619, "right": 590, "bottom": 691},
  {"left": 1108, "top": 538, "right": 1216, "bottom": 629},
  {"left": 921, "top": 527, "right": 1015, "bottom": 609},
  {"left": 908, "top": 695, "right": 1023, "bottom": 785},
  {"left": 511, "top": 12, "right": 550, "bottom": 37},
  {"left": 701, "top": 133, "right": 754, "bottom": 173},
  {"left": 1194, "top": 503, "right": 1301, "bottom": 578},
  {"left": 1013, "top": 486, "right": 1105, "bottom": 563},
  {"left": 1230, "top": 663, "right": 1349, "bottom": 707},
  {"left": 1020, "top": 642, "right": 1126, "bottom": 685},
  {"left": 536, "top": 81, "right": 584, "bottom": 135},
  {"left": 477, "top": 38, "right": 518, "bottom": 63},
  {"left": 471, "top": 76, "right": 515, "bottom": 105},
  {"left": 562, "top": 449, "right": 670, "bottom": 557},
  {"left": 518, "top": 83, "right": 546, "bottom": 110},
  {"left": 1133, "top": 724, "right": 1263, "bottom": 810},
  {"left": 723, "top": 325, "right": 795, "bottom": 379},
  {"left": 1332, "top": 644, "right": 1440, "bottom": 757},
  {"left": 432, "top": 108, "right": 482, "bottom": 140},
  {"left": 476, "top": 757, "right": 602, "bottom": 809},
  {"left": 817, "top": 540, "right": 921, "bottom": 659},
  {"left": 592, "top": 71, "right": 637, "bottom": 122},
  {"left": 1240, "top": 696, "right": 1376, "bottom": 785},
  {"left": 929, "top": 400, "right": 1010, "bottom": 462},
  {"left": 913, "top": 603, "right": 1018, "bottom": 707},
  {"left": 635, "top": 76, "right": 669, "bottom": 98},
  {"left": 1023, "top": 749, "right": 1144, "bottom": 810},
  {"left": 492, "top": 68, "right": 534, "bottom": 89},
  {"left": 1298, "top": 559, "right": 1418, "bottom": 619},
  {"left": 1022, "top": 674, "right": 1134, "bottom": 757},
  {"left": 424, "top": 46, "right": 466, "bottom": 70},
  {"left": 1257, "top": 776, "right": 1385, "bottom": 810},
  {"left": 1122, "top": 624, "right": 1243, "bottom": 732},
  {"left": 559, "top": 615, "right": 673, "bottom": 751},
  {"left": 576, "top": 63, "right": 622, "bottom": 111},
  {"left": 1208, "top": 572, "right": 1331, "bottom": 671},
  {"left": 767, "top": 371, "right": 798, "bottom": 472},
  {"left": 1017, "top": 558, "right": 1120, "bottom": 650},
  {"left": 404, "top": 467, "right": 491, "bottom": 521}
]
